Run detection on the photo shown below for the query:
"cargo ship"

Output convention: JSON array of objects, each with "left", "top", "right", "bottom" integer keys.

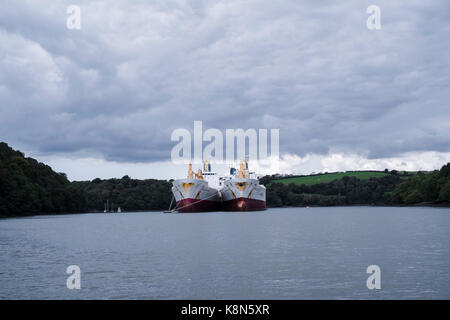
[
  {"left": 220, "top": 160, "right": 267, "bottom": 211},
  {"left": 171, "top": 162, "right": 221, "bottom": 212},
  {"left": 170, "top": 160, "right": 266, "bottom": 212}
]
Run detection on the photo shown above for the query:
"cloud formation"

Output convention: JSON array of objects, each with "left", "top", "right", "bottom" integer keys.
[{"left": 1, "top": 0, "right": 449, "bottom": 177}]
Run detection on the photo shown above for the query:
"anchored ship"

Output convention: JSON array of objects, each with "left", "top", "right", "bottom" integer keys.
[
  {"left": 220, "top": 160, "right": 266, "bottom": 211},
  {"left": 170, "top": 160, "right": 266, "bottom": 212},
  {"left": 171, "top": 162, "right": 221, "bottom": 212}
]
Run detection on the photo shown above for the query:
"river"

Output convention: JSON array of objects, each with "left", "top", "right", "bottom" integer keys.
[{"left": 0, "top": 207, "right": 449, "bottom": 299}]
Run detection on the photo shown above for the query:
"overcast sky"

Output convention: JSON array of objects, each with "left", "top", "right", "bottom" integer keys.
[{"left": 1, "top": 0, "right": 449, "bottom": 180}]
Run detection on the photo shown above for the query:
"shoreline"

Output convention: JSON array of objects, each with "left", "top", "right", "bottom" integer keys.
[{"left": 1, "top": 202, "right": 449, "bottom": 219}]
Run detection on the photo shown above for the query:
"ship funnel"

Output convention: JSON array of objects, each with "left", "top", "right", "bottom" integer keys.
[
  {"left": 188, "top": 163, "right": 193, "bottom": 179},
  {"left": 203, "top": 160, "right": 211, "bottom": 172},
  {"left": 237, "top": 159, "right": 250, "bottom": 178}
]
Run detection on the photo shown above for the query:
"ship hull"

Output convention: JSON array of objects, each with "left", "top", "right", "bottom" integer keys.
[
  {"left": 171, "top": 178, "right": 221, "bottom": 213},
  {"left": 176, "top": 198, "right": 221, "bottom": 213},
  {"left": 222, "top": 197, "right": 266, "bottom": 211},
  {"left": 220, "top": 178, "right": 266, "bottom": 212}
]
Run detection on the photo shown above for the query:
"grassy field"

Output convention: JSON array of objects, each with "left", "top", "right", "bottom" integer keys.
[{"left": 270, "top": 171, "right": 390, "bottom": 186}]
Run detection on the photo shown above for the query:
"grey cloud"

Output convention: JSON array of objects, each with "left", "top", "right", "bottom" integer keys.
[{"left": 0, "top": 0, "right": 449, "bottom": 163}]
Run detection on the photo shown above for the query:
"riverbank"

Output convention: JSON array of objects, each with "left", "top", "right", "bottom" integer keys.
[
  {"left": 2, "top": 202, "right": 449, "bottom": 219},
  {"left": 264, "top": 164, "right": 449, "bottom": 208}
]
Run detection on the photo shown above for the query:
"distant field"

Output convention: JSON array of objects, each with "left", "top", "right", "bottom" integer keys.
[{"left": 270, "top": 171, "right": 390, "bottom": 186}]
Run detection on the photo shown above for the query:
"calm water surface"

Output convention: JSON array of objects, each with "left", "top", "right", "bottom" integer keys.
[{"left": 0, "top": 207, "right": 449, "bottom": 299}]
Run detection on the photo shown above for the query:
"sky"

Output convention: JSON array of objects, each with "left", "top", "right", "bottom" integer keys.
[{"left": 1, "top": 0, "right": 449, "bottom": 180}]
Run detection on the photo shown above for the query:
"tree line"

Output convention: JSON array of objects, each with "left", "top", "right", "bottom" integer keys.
[
  {"left": 262, "top": 164, "right": 450, "bottom": 207},
  {"left": 1, "top": 142, "right": 448, "bottom": 217},
  {"left": 71, "top": 176, "right": 172, "bottom": 213},
  {"left": 0, "top": 142, "right": 172, "bottom": 217}
]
